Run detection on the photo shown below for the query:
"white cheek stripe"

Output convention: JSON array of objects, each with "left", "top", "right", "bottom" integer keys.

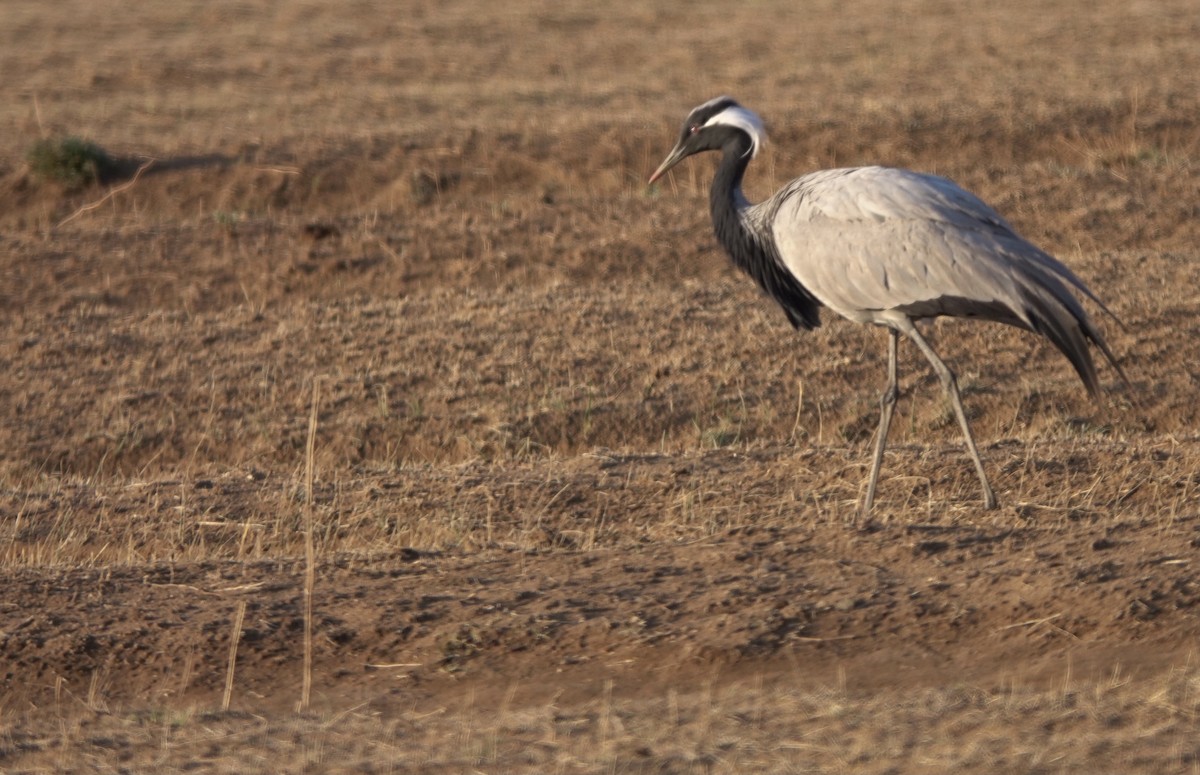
[{"left": 703, "top": 105, "right": 766, "bottom": 158}]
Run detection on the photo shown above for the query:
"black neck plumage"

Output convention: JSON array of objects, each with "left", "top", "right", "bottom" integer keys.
[{"left": 709, "top": 136, "right": 822, "bottom": 331}]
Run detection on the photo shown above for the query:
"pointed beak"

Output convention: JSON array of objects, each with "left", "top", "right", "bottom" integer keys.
[{"left": 648, "top": 143, "right": 687, "bottom": 185}]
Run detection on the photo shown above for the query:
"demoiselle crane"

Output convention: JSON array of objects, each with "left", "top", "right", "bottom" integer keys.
[{"left": 649, "top": 96, "right": 1125, "bottom": 514}]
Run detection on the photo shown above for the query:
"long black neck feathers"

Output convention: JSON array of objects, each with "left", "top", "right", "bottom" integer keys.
[{"left": 710, "top": 135, "right": 822, "bottom": 331}]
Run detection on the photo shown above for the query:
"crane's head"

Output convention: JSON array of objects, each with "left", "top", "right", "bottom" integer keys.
[{"left": 648, "top": 96, "right": 766, "bottom": 184}]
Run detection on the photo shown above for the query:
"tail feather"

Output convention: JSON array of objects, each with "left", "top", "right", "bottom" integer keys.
[
  {"left": 1024, "top": 245, "right": 1126, "bottom": 330},
  {"left": 1024, "top": 289, "right": 1102, "bottom": 398},
  {"left": 1017, "top": 262, "right": 1127, "bottom": 401}
]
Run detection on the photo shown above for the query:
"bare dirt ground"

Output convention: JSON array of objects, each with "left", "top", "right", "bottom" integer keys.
[{"left": 2, "top": 0, "right": 1199, "bottom": 772}]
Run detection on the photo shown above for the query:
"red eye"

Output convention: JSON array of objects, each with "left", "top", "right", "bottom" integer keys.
[{"left": 689, "top": 124, "right": 701, "bottom": 135}]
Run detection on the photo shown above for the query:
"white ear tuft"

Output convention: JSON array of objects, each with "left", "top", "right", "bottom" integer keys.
[{"left": 703, "top": 105, "right": 767, "bottom": 158}]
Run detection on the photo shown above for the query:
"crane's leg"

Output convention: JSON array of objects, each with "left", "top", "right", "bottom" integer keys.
[
  {"left": 896, "top": 320, "right": 998, "bottom": 509},
  {"left": 863, "top": 329, "right": 900, "bottom": 515}
]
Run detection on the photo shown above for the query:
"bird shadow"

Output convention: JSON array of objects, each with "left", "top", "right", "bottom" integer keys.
[
  {"left": 50, "top": 152, "right": 243, "bottom": 230},
  {"left": 103, "top": 153, "right": 235, "bottom": 183}
]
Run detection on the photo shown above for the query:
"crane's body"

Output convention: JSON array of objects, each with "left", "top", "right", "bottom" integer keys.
[{"left": 650, "top": 96, "right": 1125, "bottom": 514}]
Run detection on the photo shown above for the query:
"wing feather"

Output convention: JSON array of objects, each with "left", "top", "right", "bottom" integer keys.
[
  {"left": 762, "top": 166, "right": 1125, "bottom": 395},
  {"left": 769, "top": 167, "right": 1072, "bottom": 321}
]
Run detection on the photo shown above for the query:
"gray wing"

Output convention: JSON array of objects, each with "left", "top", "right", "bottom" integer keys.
[{"left": 765, "top": 166, "right": 1124, "bottom": 395}]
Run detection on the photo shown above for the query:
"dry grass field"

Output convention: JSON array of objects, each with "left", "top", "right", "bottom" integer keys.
[{"left": 2, "top": 0, "right": 1200, "bottom": 772}]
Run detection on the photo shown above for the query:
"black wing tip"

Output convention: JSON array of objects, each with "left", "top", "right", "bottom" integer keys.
[
  {"left": 785, "top": 308, "right": 822, "bottom": 330},
  {"left": 1087, "top": 332, "right": 1132, "bottom": 404},
  {"left": 1025, "top": 303, "right": 1120, "bottom": 406}
]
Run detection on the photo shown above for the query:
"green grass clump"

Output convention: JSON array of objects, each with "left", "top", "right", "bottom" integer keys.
[{"left": 26, "top": 136, "right": 116, "bottom": 189}]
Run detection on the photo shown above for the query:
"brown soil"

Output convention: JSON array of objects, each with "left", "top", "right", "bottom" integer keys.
[{"left": 2, "top": 0, "right": 1199, "bottom": 772}]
